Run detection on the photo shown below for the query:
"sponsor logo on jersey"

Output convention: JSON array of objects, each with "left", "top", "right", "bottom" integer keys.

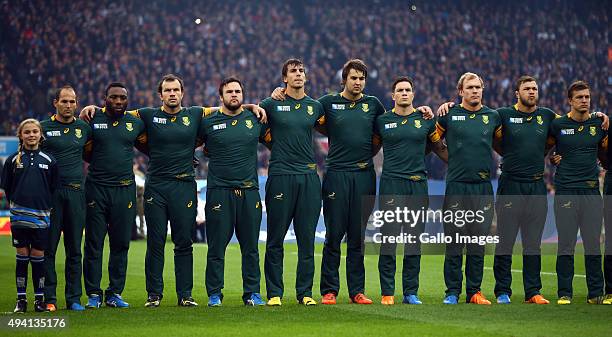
[
  {"left": 561, "top": 201, "right": 572, "bottom": 208},
  {"left": 307, "top": 163, "right": 317, "bottom": 170},
  {"left": 578, "top": 125, "right": 584, "bottom": 132},
  {"left": 357, "top": 162, "right": 368, "bottom": 169},
  {"left": 332, "top": 104, "right": 345, "bottom": 110},
  {"left": 510, "top": 118, "right": 523, "bottom": 124},
  {"left": 504, "top": 202, "right": 512, "bottom": 208},
  {"left": 386, "top": 199, "right": 395, "bottom": 205},
  {"left": 452, "top": 116, "right": 466, "bottom": 121},
  {"left": 187, "top": 200, "right": 193, "bottom": 208},
  {"left": 212, "top": 203, "right": 221, "bottom": 211},
  {"left": 38, "top": 163, "right": 48, "bottom": 169},
  {"left": 47, "top": 131, "right": 61, "bottom": 137},
  {"left": 93, "top": 123, "right": 108, "bottom": 129},
  {"left": 327, "top": 192, "right": 336, "bottom": 200},
  {"left": 182, "top": 117, "right": 190, "bottom": 126},
  {"left": 213, "top": 123, "right": 227, "bottom": 130},
  {"left": 307, "top": 105, "right": 314, "bottom": 115},
  {"left": 482, "top": 115, "right": 489, "bottom": 124},
  {"left": 170, "top": 116, "right": 177, "bottom": 123},
  {"left": 449, "top": 202, "right": 459, "bottom": 209},
  {"left": 401, "top": 119, "right": 408, "bottom": 125},
  {"left": 153, "top": 117, "right": 167, "bottom": 124},
  {"left": 362, "top": 103, "right": 369, "bottom": 112},
  {"left": 414, "top": 120, "right": 422, "bottom": 128},
  {"left": 294, "top": 103, "right": 301, "bottom": 110},
  {"left": 587, "top": 181, "right": 597, "bottom": 188},
  {"left": 112, "top": 121, "right": 119, "bottom": 127},
  {"left": 590, "top": 126, "right": 597, "bottom": 136},
  {"left": 75, "top": 128, "right": 82, "bottom": 138},
  {"left": 63, "top": 128, "right": 70, "bottom": 133},
  {"left": 409, "top": 175, "right": 422, "bottom": 181},
  {"left": 469, "top": 114, "right": 476, "bottom": 119},
  {"left": 126, "top": 122, "right": 133, "bottom": 131},
  {"left": 274, "top": 193, "right": 284, "bottom": 200},
  {"left": 128, "top": 201, "right": 133, "bottom": 209},
  {"left": 277, "top": 105, "right": 291, "bottom": 112},
  {"left": 245, "top": 120, "right": 253, "bottom": 129},
  {"left": 478, "top": 171, "right": 490, "bottom": 179},
  {"left": 384, "top": 122, "right": 397, "bottom": 129},
  {"left": 231, "top": 120, "right": 238, "bottom": 126},
  {"left": 88, "top": 201, "right": 96, "bottom": 208},
  {"left": 537, "top": 115, "right": 543, "bottom": 125},
  {"left": 256, "top": 201, "right": 260, "bottom": 209},
  {"left": 483, "top": 203, "right": 492, "bottom": 211},
  {"left": 146, "top": 197, "right": 154, "bottom": 204},
  {"left": 561, "top": 129, "right": 574, "bottom": 135}
]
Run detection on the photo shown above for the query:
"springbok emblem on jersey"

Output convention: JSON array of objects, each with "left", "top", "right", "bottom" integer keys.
[
  {"left": 182, "top": 117, "right": 190, "bottom": 126},
  {"left": 307, "top": 105, "right": 314, "bottom": 115},
  {"left": 414, "top": 120, "right": 422, "bottom": 128},
  {"left": 75, "top": 129, "right": 82, "bottom": 138},
  {"left": 537, "top": 115, "right": 543, "bottom": 125},
  {"left": 245, "top": 120, "right": 253, "bottom": 129},
  {"left": 362, "top": 103, "right": 369, "bottom": 112},
  {"left": 482, "top": 115, "right": 489, "bottom": 124},
  {"left": 590, "top": 126, "right": 596, "bottom": 136},
  {"left": 126, "top": 122, "right": 133, "bottom": 131}
]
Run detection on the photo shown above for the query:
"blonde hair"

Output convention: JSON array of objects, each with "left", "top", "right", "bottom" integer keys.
[
  {"left": 15, "top": 118, "right": 43, "bottom": 167},
  {"left": 456, "top": 72, "right": 484, "bottom": 93}
]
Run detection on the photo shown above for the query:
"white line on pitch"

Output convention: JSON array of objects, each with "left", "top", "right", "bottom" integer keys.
[{"left": 483, "top": 267, "right": 586, "bottom": 278}]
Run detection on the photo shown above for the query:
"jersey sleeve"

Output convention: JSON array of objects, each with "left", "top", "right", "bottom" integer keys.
[
  {"left": 1, "top": 154, "right": 14, "bottom": 201},
  {"left": 435, "top": 113, "right": 448, "bottom": 140},
  {"left": 428, "top": 117, "right": 441, "bottom": 143},
  {"left": 373, "top": 97, "right": 385, "bottom": 117}
]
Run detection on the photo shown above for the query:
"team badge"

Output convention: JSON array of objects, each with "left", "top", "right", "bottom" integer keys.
[
  {"left": 536, "top": 115, "right": 543, "bottom": 125},
  {"left": 295, "top": 103, "right": 301, "bottom": 110},
  {"left": 126, "top": 122, "right": 133, "bottom": 131},
  {"left": 63, "top": 128, "right": 69, "bottom": 134},
  {"left": 362, "top": 103, "right": 369, "bottom": 112},
  {"left": 307, "top": 105, "right": 314, "bottom": 115},
  {"left": 245, "top": 120, "right": 253, "bottom": 129},
  {"left": 482, "top": 115, "right": 489, "bottom": 124},
  {"left": 113, "top": 121, "right": 119, "bottom": 127},
  {"left": 590, "top": 126, "right": 596, "bottom": 136},
  {"left": 182, "top": 116, "right": 190, "bottom": 126},
  {"left": 414, "top": 120, "right": 422, "bottom": 128},
  {"left": 75, "top": 128, "right": 82, "bottom": 138},
  {"left": 232, "top": 120, "right": 238, "bottom": 126}
]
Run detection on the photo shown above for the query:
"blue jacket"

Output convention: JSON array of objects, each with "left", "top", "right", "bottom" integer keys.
[{"left": 1, "top": 149, "right": 59, "bottom": 228}]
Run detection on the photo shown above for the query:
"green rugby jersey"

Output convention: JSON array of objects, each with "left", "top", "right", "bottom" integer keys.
[
  {"left": 435, "top": 105, "right": 501, "bottom": 183},
  {"left": 318, "top": 93, "right": 385, "bottom": 171},
  {"left": 375, "top": 109, "right": 438, "bottom": 181},
  {"left": 497, "top": 105, "right": 557, "bottom": 182},
  {"left": 549, "top": 114, "right": 607, "bottom": 190},
  {"left": 136, "top": 106, "right": 204, "bottom": 181},
  {"left": 199, "top": 109, "right": 264, "bottom": 189},
  {"left": 86, "top": 107, "right": 146, "bottom": 186},
  {"left": 260, "top": 95, "right": 324, "bottom": 175},
  {"left": 40, "top": 115, "right": 92, "bottom": 188}
]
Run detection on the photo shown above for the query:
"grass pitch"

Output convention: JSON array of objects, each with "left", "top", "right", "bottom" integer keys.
[{"left": 0, "top": 236, "right": 609, "bottom": 337}]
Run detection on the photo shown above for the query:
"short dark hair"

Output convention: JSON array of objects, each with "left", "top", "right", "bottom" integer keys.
[
  {"left": 157, "top": 74, "right": 184, "bottom": 94},
  {"left": 567, "top": 80, "right": 590, "bottom": 99},
  {"left": 218, "top": 77, "right": 244, "bottom": 96},
  {"left": 105, "top": 82, "right": 128, "bottom": 97},
  {"left": 392, "top": 76, "right": 414, "bottom": 92},
  {"left": 341, "top": 59, "right": 368, "bottom": 86},
  {"left": 281, "top": 58, "right": 304, "bottom": 80},
  {"left": 515, "top": 75, "right": 537, "bottom": 92},
  {"left": 54, "top": 85, "right": 76, "bottom": 101}
]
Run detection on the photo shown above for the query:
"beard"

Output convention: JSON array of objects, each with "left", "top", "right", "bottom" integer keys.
[
  {"left": 519, "top": 96, "right": 537, "bottom": 108},
  {"left": 223, "top": 100, "right": 242, "bottom": 112}
]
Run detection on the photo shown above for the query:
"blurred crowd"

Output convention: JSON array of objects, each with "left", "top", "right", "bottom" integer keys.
[{"left": 1, "top": 0, "right": 609, "bottom": 183}]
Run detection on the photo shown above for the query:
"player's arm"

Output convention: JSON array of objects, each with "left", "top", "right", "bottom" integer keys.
[
  {"left": 49, "top": 159, "right": 60, "bottom": 193},
  {"left": 314, "top": 103, "right": 327, "bottom": 136},
  {"left": 428, "top": 124, "right": 448, "bottom": 162},
  {"left": 493, "top": 126, "right": 503, "bottom": 156},
  {"left": 436, "top": 101, "right": 455, "bottom": 117},
  {"left": 592, "top": 111, "right": 609, "bottom": 131},
  {"left": 82, "top": 140, "right": 93, "bottom": 163},
  {"left": 598, "top": 135, "right": 608, "bottom": 169},
  {"left": 259, "top": 125, "right": 272, "bottom": 151},
  {"left": 0, "top": 156, "right": 14, "bottom": 201},
  {"left": 201, "top": 105, "right": 267, "bottom": 123},
  {"left": 135, "top": 132, "right": 149, "bottom": 156}
]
